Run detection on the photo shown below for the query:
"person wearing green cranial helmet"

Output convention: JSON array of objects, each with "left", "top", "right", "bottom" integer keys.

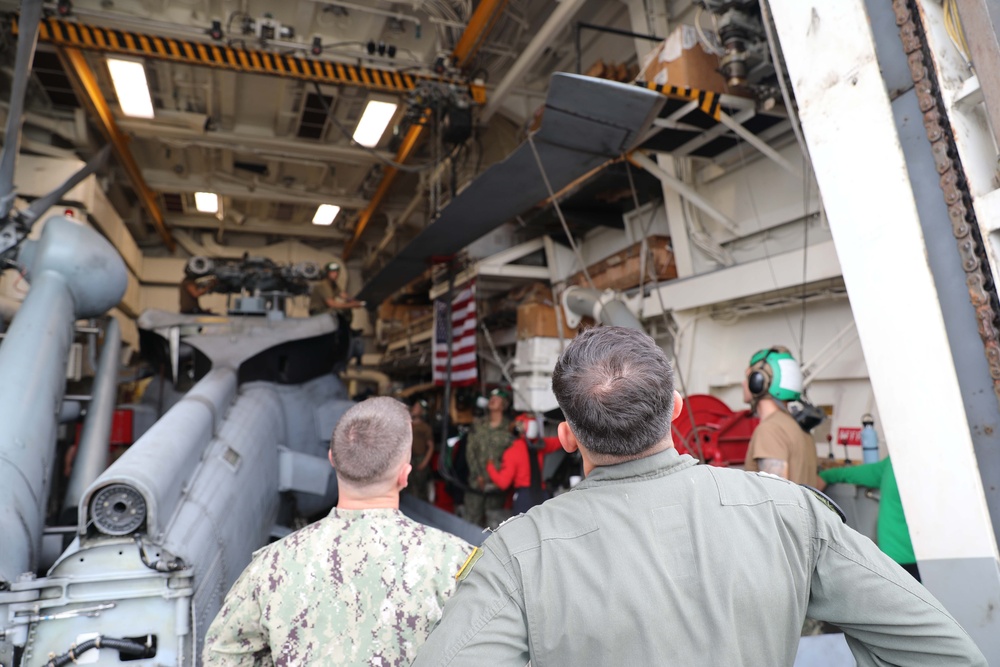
[
  {"left": 464, "top": 387, "right": 512, "bottom": 528},
  {"left": 489, "top": 387, "right": 510, "bottom": 401},
  {"left": 747, "top": 347, "right": 804, "bottom": 402},
  {"left": 742, "top": 346, "right": 819, "bottom": 489},
  {"left": 310, "top": 260, "right": 363, "bottom": 318}
]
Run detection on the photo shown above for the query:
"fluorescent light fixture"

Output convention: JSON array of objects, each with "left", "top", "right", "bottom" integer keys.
[
  {"left": 352, "top": 100, "right": 398, "bottom": 147},
  {"left": 106, "top": 58, "right": 154, "bottom": 118},
  {"left": 194, "top": 192, "right": 219, "bottom": 214},
  {"left": 312, "top": 204, "right": 341, "bottom": 226}
]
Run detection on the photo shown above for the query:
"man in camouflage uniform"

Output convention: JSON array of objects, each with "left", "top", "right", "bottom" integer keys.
[
  {"left": 203, "top": 396, "right": 472, "bottom": 666},
  {"left": 464, "top": 388, "right": 512, "bottom": 527}
]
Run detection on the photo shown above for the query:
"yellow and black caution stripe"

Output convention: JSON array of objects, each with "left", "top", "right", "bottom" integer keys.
[
  {"left": 13, "top": 16, "right": 486, "bottom": 103},
  {"left": 635, "top": 81, "right": 722, "bottom": 121}
]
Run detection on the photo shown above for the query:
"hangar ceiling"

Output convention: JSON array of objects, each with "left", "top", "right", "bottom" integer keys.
[{"left": 0, "top": 0, "right": 649, "bottom": 278}]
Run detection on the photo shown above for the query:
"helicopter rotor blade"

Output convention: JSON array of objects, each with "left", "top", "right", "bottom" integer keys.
[
  {"left": 0, "top": 0, "right": 44, "bottom": 221},
  {"left": 20, "top": 145, "right": 113, "bottom": 229}
]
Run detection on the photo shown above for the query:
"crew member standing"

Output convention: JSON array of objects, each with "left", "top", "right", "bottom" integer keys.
[
  {"left": 408, "top": 399, "right": 435, "bottom": 502},
  {"left": 204, "top": 397, "right": 472, "bottom": 665},
  {"left": 742, "top": 346, "right": 823, "bottom": 488},
  {"left": 309, "top": 261, "right": 364, "bottom": 323},
  {"left": 179, "top": 269, "right": 215, "bottom": 314},
  {"left": 464, "top": 388, "right": 512, "bottom": 527},
  {"left": 821, "top": 456, "right": 919, "bottom": 580},
  {"left": 309, "top": 260, "right": 365, "bottom": 368},
  {"left": 487, "top": 415, "right": 561, "bottom": 514}
]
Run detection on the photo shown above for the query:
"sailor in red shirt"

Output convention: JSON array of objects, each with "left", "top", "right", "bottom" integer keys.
[{"left": 486, "top": 415, "right": 562, "bottom": 514}]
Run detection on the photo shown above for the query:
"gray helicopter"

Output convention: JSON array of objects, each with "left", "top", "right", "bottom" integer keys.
[{"left": 0, "top": 4, "right": 478, "bottom": 665}]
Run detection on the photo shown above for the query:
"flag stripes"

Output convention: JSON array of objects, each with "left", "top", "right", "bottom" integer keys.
[{"left": 433, "top": 282, "right": 477, "bottom": 386}]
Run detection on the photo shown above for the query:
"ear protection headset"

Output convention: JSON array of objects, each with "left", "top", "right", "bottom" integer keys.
[
  {"left": 747, "top": 346, "right": 803, "bottom": 402},
  {"left": 747, "top": 347, "right": 780, "bottom": 398}
]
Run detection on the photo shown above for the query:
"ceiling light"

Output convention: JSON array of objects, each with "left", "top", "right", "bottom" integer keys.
[
  {"left": 106, "top": 58, "right": 154, "bottom": 118},
  {"left": 194, "top": 192, "right": 219, "bottom": 214},
  {"left": 352, "top": 100, "right": 397, "bottom": 147},
  {"left": 312, "top": 204, "right": 341, "bottom": 226}
]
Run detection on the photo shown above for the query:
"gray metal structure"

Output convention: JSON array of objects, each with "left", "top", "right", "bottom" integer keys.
[
  {"left": 0, "top": 312, "right": 344, "bottom": 665},
  {"left": 1, "top": 305, "right": 481, "bottom": 665},
  {"left": 0, "top": 6, "right": 479, "bottom": 662}
]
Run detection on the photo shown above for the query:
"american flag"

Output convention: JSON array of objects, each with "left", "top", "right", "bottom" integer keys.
[{"left": 433, "top": 281, "right": 477, "bottom": 386}]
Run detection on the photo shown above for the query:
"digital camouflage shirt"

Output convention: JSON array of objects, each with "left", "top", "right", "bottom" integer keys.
[
  {"left": 465, "top": 418, "right": 511, "bottom": 486},
  {"left": 203, "top": 508, "right": 472, "bottom": 667}
]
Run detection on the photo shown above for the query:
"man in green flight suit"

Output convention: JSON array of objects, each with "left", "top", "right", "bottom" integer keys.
[
  {"left": 412, "top": 327, "right": 986, "bottom": 666},
  {"left": 463, "top": 388, "right": 512, "bottom": 528}
]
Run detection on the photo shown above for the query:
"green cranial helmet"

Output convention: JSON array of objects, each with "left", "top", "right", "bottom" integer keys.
[
  {"left": 489, "top": 387, "right": 510, "bottom": 401},
  {"left": 748, "top": 347, "right": 804, "bottom": 402},
  {"left": 325, "top": 261, "right": 341, "bottom": 273}
]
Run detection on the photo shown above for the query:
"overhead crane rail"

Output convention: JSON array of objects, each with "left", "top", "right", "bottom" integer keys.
[{"left": 10, "top": 15, "right": 487, "bottom": 103}]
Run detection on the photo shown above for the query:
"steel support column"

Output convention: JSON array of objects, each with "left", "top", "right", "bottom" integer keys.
[{"left": 768, "top": 0, "right": 1000, "bottom": 658}]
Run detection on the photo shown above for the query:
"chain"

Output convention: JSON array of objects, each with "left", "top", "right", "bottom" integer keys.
[{"left": 893, "top": 0, "right": 1000, "bottom": 406}]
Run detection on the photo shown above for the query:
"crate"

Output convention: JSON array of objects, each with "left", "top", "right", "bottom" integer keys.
[
  {"left": 378, "top": 302, "right": 432, "bottom": 323},
  {"left": 636, "top": 25, "right": 729, "bottom": 94},
  {"left": 568, "top": 236, "right": 677, "bottom": 292},
  {"left": 516, "top": 302, "right": 576, "bottom": 341}
]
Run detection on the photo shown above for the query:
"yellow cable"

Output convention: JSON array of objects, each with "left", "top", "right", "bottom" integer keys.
[{"left": 943, "top": 0, "right": 971, "bottom": 62}]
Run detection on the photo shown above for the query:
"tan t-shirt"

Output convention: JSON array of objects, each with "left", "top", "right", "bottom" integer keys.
[
  {"left": 744, "top": 409, "right": 820, "bottom": 487},
  {"left": 309, "top": 279, "right": 338, "bottom": 315},
  {"left": 411, "top": 420, "right": 434, "bottom": 464}
]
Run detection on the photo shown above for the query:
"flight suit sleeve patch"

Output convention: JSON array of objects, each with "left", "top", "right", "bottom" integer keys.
[
  {"left": 802, "top": 484, "right": 848, "bottom": 523},
  {"left": 456, "top": 547, "right": 484, "bottom": 581}
]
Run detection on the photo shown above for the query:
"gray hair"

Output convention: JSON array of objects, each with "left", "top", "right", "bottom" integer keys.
[
  {"left": 330, "top": 396, "right": 412, "bottom": 486},
  {"left": 551, "top": 326, "right": 675, "bottom": 459}
]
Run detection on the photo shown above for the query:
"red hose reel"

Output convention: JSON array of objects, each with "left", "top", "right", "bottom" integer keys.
[{"left": 671, "top": 395, "right": 758, "bottom": 466}]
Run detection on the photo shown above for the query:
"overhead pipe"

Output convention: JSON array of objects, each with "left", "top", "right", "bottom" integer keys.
[
  {"left": 0, "top": 216, "right": 127, "bottom": 583},
  {"left": 562, "top": 286, "right": 643, "bottom": 331},
  {"left": 63, "top": 317, "right": 122, "bottom": 514},
  {"left": 480, "top": 0, "right": 589, "bottom": 123},
  {"left": 340, "top": 367, "right": 391, "bottom": 394}
]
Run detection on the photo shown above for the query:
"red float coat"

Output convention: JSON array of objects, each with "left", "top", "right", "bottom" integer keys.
[{"left": 486, "top": 436, "right": 562, "bottom": 490}]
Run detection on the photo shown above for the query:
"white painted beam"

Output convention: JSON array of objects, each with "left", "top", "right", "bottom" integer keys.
[
  {"left": 142, "top": 170, "right": 370, "bottom": 209},
  {"left": 166, "top": 214, "right": 349, "bottom": 240},
  {"left": 642, "top": 238, "right": 841, "bottom": 314},
  {"left": 770, "top": 0, "right": 1000, "bottom": 654},
  {"left": 118, "top": 117, "right": 389, "bottom": 165},
  {"left": 632, "top": 151, "right": 739, "bottom": 235}
]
